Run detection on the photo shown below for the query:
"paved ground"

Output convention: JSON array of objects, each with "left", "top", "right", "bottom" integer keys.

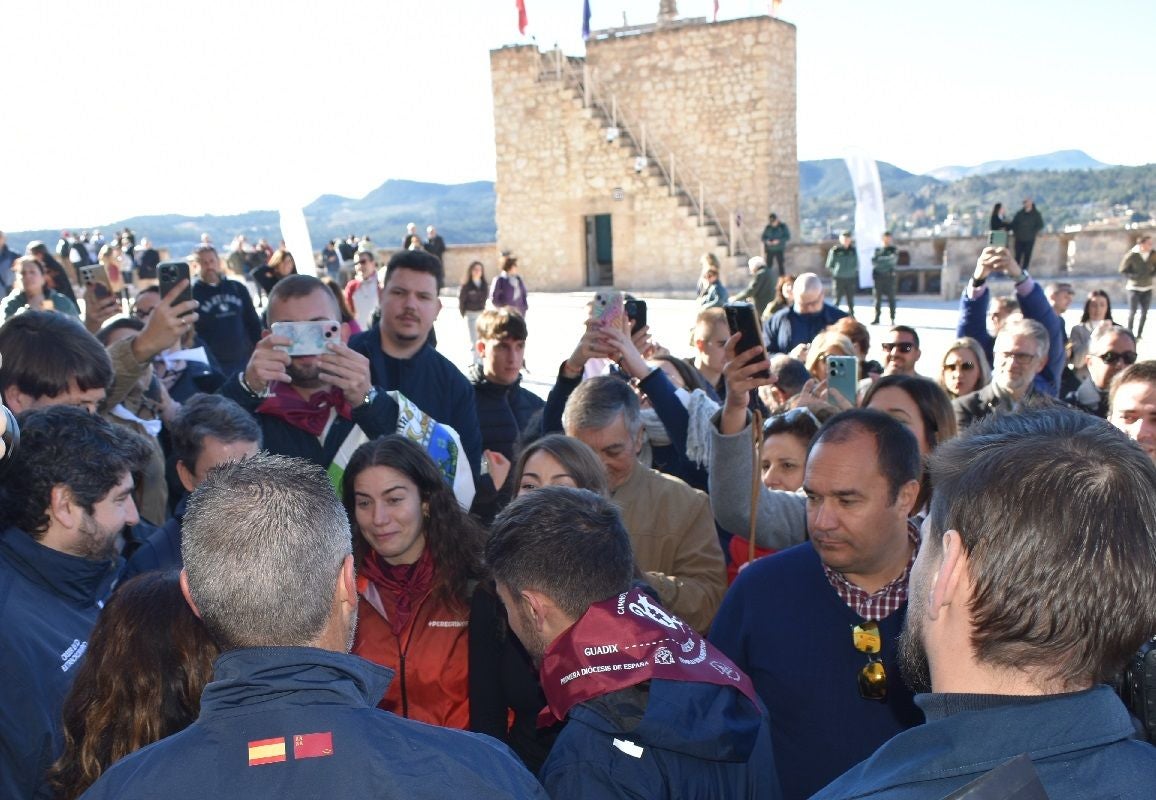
[{"left": 433, "top": 288, "right": 1156, "bottom": 400}]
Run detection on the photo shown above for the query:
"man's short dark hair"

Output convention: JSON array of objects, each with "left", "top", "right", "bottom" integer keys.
[
  {"left": 476, "top": 308, "right": 528, "bottom": 342},
  {"left": 0, "top": 406, "right": 151, "bottom": 537},
  {"left": 1110, "top": 360, "right": 1156, "bottom": 411},
  {"left": 811, "top": 409, "right": 921, "bottom": 503},
  {"left": 0, "top": 312, "right": 113, "bottom": 401},
  {"left": 267, "top": 274, "right": 339, "bottom": 321},
  {"left": 170, "top": 395, "right": 262, "bottom": 472},
  {"left": 888, "top": 325, "right": 920, "bottom": 349},
  {"left": 486, "top": 487, "right": 634, "bottom": 620},
  {"left": 927, "top": 408, "right": 1156, "bottom": 685},
  {"left": 95, "top": 316, "right": 144, "bottom": 345},
  {"left": 769, "top": 355, "right": 810, "bottom": 397},
  {"left": 383, "top": 250, "right": 444, "bottom": 291}
]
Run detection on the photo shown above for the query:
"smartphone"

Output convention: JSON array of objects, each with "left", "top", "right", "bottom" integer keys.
[
  {"left": 826, "top": 355, "right": 859, "bottom": 406},
  {"left": 158, "top": 261, "right": 193, "bottom": 311},
  {"left": 79, "top": 265, "right": 115, "bottom": 303},
  {"left": 270, "top": 321, "right": 341, "bottom": 356},
  {"left": 624, "top": 297, "right": 647, "bottom": 335},
  {"left": 987, "top": 230, "right": 1008, "bottom": 248},
  {"left": 591, "top": 290, "right": 626, "bottom": 330},
  {"left": 724, "top": 302, "right": 770, "bottom": 379}
]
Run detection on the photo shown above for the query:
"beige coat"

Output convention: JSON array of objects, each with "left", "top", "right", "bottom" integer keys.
[{"left": 612, "top": 462, "right": 727, "bottom": 633}]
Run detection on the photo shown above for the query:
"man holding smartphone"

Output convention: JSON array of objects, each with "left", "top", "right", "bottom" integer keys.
[{"left": 222, "top": 274, "right": 392, "bottom": 473}]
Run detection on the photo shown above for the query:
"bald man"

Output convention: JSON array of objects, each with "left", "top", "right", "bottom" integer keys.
[{"left": 763, "top": 272, "right": 849, "bottom": 354}]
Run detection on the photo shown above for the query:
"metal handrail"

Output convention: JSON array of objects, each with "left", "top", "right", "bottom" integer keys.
[{"left": 536, "top": 51, "right": 749, "bottom": 256}]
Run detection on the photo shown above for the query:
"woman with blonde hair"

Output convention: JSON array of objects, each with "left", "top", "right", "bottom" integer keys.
[
  {"left": 937, "top": 336, "right": 991, "bottom": 399},
  {"left": 803, "top": 330, "right": 856, "bottom": 382}
]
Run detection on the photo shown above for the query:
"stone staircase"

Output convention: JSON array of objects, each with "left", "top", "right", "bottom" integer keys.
[{"left": 537, "top": 54, "right": 746, "bottom": 268}]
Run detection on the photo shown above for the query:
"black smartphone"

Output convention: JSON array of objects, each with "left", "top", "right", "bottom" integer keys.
[
  {"left": 724, "top": 302, "right": 770, "bottom": 379},
  {"left": 158, "top": 261, "right": 193, "bottom": 312},
  {"left": 987, "top": 230, "right": 1008, "bottom": 248},
  {"left": 625, "top": 297, "right": 647, "bottom": 335}
]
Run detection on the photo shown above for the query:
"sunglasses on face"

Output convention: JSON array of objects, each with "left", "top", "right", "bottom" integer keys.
[
  {"left": 357, "top": 257, "right": 373, "bottom": 265},
  {"left": 943, "top": 361, "right": 976, "bottom": 373},
  {"left": 1096, "top": 350, "right": 1138, "bottom": 366},
  {"left": 881, "top": 342, "right": 915, "bottom": 354},
  {"left": 852, "top": 620, "right": 887, "bottom": 701}
]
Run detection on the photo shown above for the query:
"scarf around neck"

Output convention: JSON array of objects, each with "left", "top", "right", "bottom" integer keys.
[
  {"left": 360, "top": 547, "right": 435, "bottom": 636},
  {"left": 257, "top": 382, "right": 352, "bottom": 437},
  {"left": 537, "top": 587, "right": 759, "bottom": 726}
]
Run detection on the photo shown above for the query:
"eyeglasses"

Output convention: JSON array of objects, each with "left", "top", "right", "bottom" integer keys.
[
  {"left": 999, "top": 351, "right": 1039, "bottom": 365},
  {"left": 1096, "top": 351, "right": 1138, "bottom": 366},
  {"left": 881, "top": 342, "right": 915, "bottom": 354},
  {"left": 852, "top": 621, "right": 887, "bottom": 701},
  {"left": 942, "top": 361, "right": 976, "bottom": 373},
  {"left": 357, "top": 257, "right": 373, "bottom": 265}
]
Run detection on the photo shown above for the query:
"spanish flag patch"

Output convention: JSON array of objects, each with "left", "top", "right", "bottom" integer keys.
[
  {"left": 293, "top": 731, "right": 334, "bottom": 759},
  {"left": 248, "top": 737, "right": 287, "bottom": 766}
]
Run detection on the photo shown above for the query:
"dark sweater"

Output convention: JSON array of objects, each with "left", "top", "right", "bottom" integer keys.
[
  {"left": 192, "top": 278, "right": 263, "bottom": 376},
  {"left": 709, "top": 543, "right": 920, "bottom": 800}
]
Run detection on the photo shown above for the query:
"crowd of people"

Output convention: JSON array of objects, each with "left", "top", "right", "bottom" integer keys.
[{"left": 0, "top": 217, "right": 1155, "bottom": 800}]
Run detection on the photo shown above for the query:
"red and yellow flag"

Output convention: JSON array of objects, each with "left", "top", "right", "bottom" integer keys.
[{"left": 247, "top": 737, "right": 287, "bottom": 767}]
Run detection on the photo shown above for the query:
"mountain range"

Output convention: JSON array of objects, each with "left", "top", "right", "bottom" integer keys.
[{"left": 8, "top": 151, "right": 1150, "bottom": 255}]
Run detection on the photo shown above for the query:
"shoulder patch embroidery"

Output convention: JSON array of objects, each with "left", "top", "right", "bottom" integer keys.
[
  {"left": 248, "top": 737, "right": 286, "bottom": 766},
  {"left": 293, "top": 731, "right": 334, "bottom": 759}
]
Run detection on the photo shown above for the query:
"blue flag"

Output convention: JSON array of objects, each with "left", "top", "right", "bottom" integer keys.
[{"left": 582, "top": 0, "right": 591, "bottom": 40}]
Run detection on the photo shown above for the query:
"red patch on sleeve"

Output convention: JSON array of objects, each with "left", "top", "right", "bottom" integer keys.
[{"left": 293, "top": 731, "right": 334, "bottom": 759}]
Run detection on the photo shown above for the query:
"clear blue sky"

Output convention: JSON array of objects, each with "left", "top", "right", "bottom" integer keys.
[{"left": 3, "top": 0, "right": 1151, "bottom": 231}]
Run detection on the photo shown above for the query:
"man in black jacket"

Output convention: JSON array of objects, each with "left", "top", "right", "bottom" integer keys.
[
  {"left": 1010, "top": 198, "right": 1045, "bottom": 269},
  {"left": 192, "top": 244, "right": 263, "bottom": 377},
  {"left": 0, "top": 407, "right": 150, "bottom": 800}
]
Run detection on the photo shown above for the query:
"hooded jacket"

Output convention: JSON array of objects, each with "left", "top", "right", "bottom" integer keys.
[
  {"left": 0, "top": 527, "right": 120, "bottom": 800},
  {"left": 79, "top": 646, "right": 548, "bottom": 799},
  {"left": 541, "top": 678, "right": 780, "bottom": 799}
]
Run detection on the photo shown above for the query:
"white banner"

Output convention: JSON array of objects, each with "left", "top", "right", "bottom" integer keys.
[
  {"left": 278, "top": 206, "right": 317, "bottom": 277},
  {"left": 843, "top": 151, "right": 886, "bottom": 288}
]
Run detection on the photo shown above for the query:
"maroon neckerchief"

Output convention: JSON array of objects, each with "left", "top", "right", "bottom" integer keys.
[
  {"left": 537, "top": 587, "right": 760, "bottom": 726},
  {"left": 256, "top": 382, "right": 352, "bottom": 437},
  {"left": 359, "top": 548, "right": 435, "bottom": 636}
]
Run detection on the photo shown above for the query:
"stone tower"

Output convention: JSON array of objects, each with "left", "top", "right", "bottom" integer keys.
[{"left": 490, "top": 15, "right": 798, "bottom": 292}]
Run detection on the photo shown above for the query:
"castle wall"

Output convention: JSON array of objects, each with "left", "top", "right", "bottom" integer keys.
[
  {"left": 585, "top": 16, "right": 798, "bottom": 250},
  {"left": 490, "top": 15, "right": 797, "bottom": 293}
]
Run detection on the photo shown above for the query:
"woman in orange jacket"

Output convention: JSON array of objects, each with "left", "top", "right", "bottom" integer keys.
[{"left": 342, "top": 435, "right": 485, "bottom": 729}]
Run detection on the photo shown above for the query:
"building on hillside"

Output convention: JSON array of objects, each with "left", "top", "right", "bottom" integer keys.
[{"left": 490, "top": 10, "right": 798, "bottom": 292}]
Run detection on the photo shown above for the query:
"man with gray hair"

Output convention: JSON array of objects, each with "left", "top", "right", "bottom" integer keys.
[
  {"left": 123, "top": 394, "right": 262, "bottom": 578},
  {"left": 1063, "top": 324, "right": 1137, "bottom": 418},
  {"left": 953, "top": 317, "right": 1052, "bottom": 429},
  {"left": 763, "top": 271, "right": 848, "bottom": 354},
  {"left": 81, "top": 454, "right": 546, "bottom": 799},
  {"left": 562, "top": 375, "right": 726, "bottom": 632},
  {"left": 733, "top": 254, "right": 776, "bottom": 318}
]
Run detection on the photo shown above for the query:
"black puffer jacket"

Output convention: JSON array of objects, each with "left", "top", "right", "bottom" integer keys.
[{"left": 468, "top": 364, "right": 544, "bottom": 461}]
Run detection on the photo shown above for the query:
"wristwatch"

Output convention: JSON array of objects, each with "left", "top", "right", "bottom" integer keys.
[
  {"left": 361, "top": 387, "right": 379, "bottom": 408},
  {"left": 1013, "top": 271, "right": 1030, "bottom": 287},
  {"left": 238, "top": 372, "right": 270, "bottom": 399}
]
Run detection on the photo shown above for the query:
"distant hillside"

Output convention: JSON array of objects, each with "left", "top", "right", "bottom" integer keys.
[
  {"left": 8, "top": 156, "right": 1153, "bottom": 253},
  {"left": 799, "top": 159, "right": 941, "bottom": 200},
  {"left": 926, "top": 150, "right": 1112, "bottom": 182},
  {"left": 7, "top": 180, "right": 497, "bottom": 260}
]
